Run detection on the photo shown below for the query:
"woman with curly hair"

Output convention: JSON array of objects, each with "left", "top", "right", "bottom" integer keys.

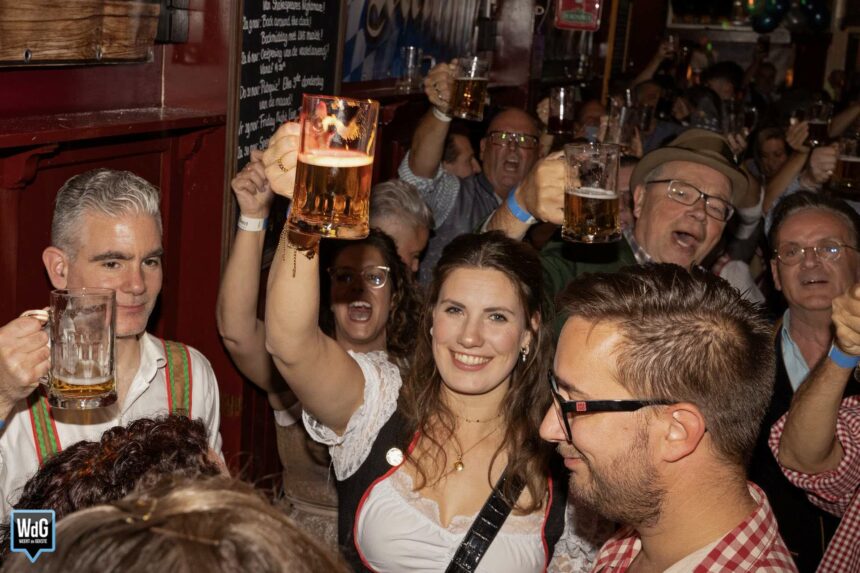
[
  {"left": 264, "top": 120, "right": 603, "bottom": 571},
  {"left": 216, "top": 158, "right": 421, "bottom": 548}
]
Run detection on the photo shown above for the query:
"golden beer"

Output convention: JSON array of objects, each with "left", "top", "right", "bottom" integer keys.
[
  {"left": 563, "top": 187, "right": 621, "bottom": 243},
  {"left": 451, "top": 77, "right": 489, "bottom": 122},
  {"left": 289, "top": 151, "right": 374, "bottom": 239},
  {"left": 51, "top": 376, "right": 116, "bottom": 399}
]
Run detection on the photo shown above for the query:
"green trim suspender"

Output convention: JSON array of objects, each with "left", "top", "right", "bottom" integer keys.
[
  {"left": 27, "top": 389, "right": 62, "bottom": 464},
  {"left": 160, "top": 339, "right": 193, "bottom": 417}
]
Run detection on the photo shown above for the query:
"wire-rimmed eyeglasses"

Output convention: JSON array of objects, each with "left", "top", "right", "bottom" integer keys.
[
  {"left": 773, "top": 240, "right": 859, "bottom": 266},
  {"left": 647, "top": 179, "right": 735, "bottom": 222}
]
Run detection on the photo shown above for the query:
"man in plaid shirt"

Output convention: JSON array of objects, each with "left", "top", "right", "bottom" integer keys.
[
  {"left": 542, "top": 264, "right": 797, "bottom": 572},
  {"left": 770, "top": 281, "right": 860, "bottom": 572}
]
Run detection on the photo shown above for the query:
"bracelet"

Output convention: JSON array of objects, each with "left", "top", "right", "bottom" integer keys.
[
  {"left": 506, "top": 190, "right": 536, "bottom": 225},
  {"left": 432, "top": 106, "right": 452, "bottom": 123},
  {"left": 238, "top": 215, "right": 268, "bottom": 232},
  {"left": 828, "top": 343, "right": 860, "bottom": 369},
  {"left": 0, "top": 419, "right": 5, "bottom": 431}
]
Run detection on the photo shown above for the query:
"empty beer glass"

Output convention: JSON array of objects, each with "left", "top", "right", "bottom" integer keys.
[
  {"left": 23, "top": 288, "right": 117, "bottom": 409},
  {"left": 563, "top": 143, "right": 621, "bottom": 243},
  {"left": 288, "top": 94, "right": 380, "bottom": 239},
  {"left": 396, "top": 46, "right": 434, "bottom": 93},
  {"left": 450, "top": 56, "right": 489, "bottom": 122}
]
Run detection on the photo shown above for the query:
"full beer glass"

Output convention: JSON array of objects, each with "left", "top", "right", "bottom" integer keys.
[
  {"left": 563, "top": 143, "right": 621, "bottom": 243},
  {"left": 23, "top": 288, "right": 117, "bottom": 409},
  {"left": 288, "top": 94, "right": 380, "bottom": 239},
  {"left": 450, "top": 56, "right": 489, "bottom": 122}
]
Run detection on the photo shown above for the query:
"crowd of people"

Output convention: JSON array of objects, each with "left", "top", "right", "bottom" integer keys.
[{"left": 0, "top": 39, "right": 859, "bottom": 573}]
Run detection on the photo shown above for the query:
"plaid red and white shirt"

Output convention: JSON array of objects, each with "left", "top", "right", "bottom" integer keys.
[
  {"left": 770, "top": 395, "right": 860, "bottom": 573},
  {"left": 590, "top": 483, "right": 797, "bottom": 572}
]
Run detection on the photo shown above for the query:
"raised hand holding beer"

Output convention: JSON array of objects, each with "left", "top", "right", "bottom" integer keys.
[
  {"left": 562, "top": 143, "right": 621, "bottom": 243},
  {"left": 424, "top": 60, "right": 457, "bottom": 114},
  {"left": 515, "top": 151, "right": 566, "bottom": 225},
  {"left": 262, "top": 121, "right": 301, "bottom": 199},
  {"left": 0, "top": 316, "right": 50, "bottom": 415}
]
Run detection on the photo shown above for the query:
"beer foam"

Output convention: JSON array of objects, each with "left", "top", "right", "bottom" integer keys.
[
  {"left": 55, "top": 375, "right": 113, "bottom": 387},
  {"left": 572, "top": 186, "right": 618, "bottom": 199},
  {"left": 299, "top": 151, "right": 373, "bottom": 168}
]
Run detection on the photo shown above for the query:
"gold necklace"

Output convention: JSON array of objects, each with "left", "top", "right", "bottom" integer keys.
[
  {"left": 451, "top": 425, "right": 500, "bottom": 473},
  {"left": 456, "top": 412, "right": 502, "bottom": 424}
]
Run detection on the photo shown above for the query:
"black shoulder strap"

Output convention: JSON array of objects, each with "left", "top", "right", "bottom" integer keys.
[{"left": 445, "top": 467, "right": 525, "bottom": 573}]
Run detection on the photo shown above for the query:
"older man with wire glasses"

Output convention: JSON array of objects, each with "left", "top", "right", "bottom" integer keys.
[
  {"left": 755, "top": 191, "right": 860, "bottom": 572},
  {"left": 399, "top": 60, "right": 542, "bottom": 284},
  {"left": 484, "top": 128, "right": 758, "bottom": 314}
]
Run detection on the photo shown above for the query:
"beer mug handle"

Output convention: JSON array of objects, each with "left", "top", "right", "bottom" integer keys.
[
  {"left": 20, "top": 309, "right": 51, "bottom": 387},
  {"left": 422, "top": 55, "right": 436, "bottom": 70}
]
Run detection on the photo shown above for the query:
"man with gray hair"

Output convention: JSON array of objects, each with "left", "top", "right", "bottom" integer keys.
[
  {"left": 369, "top": 179, "right": 433, "bottom": 275},
  {"left": 0, "top": 168, "right": 222, "bottom": 517}
]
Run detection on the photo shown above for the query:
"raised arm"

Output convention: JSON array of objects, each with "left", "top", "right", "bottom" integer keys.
[
  {"left": 829, "top": 100, "right": 860, "bottom": 139},
  {"left": 762, "top": 121, "right": 809, "bottom": 213},
  {"left": 0, "top": 316, "right": 49, "bottom": 422},
  {"left": 262, "top": 123, "right": 365, "bottom": 434},
  {"left": 216, "top": 149, "right": 283, "bottom": 392},
  {"left": 408, "top": 60, "right": 457, "bottom": 178},
  {"left": 776, "top": 285, "right": 860, "bottom": 473}
]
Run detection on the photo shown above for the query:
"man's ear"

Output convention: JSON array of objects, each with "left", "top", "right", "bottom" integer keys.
[
  {"left": 479, "top": 137, "right": 487, "bottom": 162},
  {"left": 42, "top": 247, "right": 69, "bottom": 289},
  {"left": 771, "top": 258, "right": 783, "bottom": 292},
  {"left": 658, "top": 403, "right": 707, "bottom": 463},
  {"left": 632, "top": 183, "right": 646, "bottom": 220}
]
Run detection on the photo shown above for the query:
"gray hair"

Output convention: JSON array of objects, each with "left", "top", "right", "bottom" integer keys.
[
  {"left": 52, "top": 169, "right": 162, "bottom": 254},
  {"left": 369, "top": 179, "right": 434, "bottom": 231}
]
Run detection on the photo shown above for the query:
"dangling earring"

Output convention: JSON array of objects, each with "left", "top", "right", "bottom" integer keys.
[
  {"left": 430, "top": 326, "right": 434, "bottom": 337},
  {"left": 520, "top": 345, "right": 529, "bottom": 363}
]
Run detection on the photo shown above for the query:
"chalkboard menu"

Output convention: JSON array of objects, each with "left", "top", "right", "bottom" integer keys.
[{"left": 238, "top": 0, "right": 343, "bottom": 165}]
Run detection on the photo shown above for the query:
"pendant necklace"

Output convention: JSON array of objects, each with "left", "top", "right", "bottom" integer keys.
[{"left": 451, "top": 424, "right": 500, "bottom": 473}]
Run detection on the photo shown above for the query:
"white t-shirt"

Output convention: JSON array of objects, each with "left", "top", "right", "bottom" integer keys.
[
  {"left": 304, "top": 351, "right": 603, "bottom": 573},
  {"left": 0, "top": 332, "right": 222, "bottom": 516}
]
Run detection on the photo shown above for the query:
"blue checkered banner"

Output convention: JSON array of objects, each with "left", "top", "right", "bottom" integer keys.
[{"left": 342, "top": 0, "right": 481, "bottom": 82}]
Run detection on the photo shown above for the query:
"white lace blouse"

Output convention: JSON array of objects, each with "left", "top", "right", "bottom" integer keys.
[{"left": 303, "top": 351, "right": 604, "bottom": 573}]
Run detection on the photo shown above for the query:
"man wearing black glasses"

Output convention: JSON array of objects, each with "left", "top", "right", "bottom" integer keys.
[
  {"left": 754, "top": 191, "right": 860, "bottom": 572},
  {"left": 541, "top": 264, "right": 797, "bottom": 572},
  {"left": 399, "top": 60, "right": 541, "bottom": 284},
  {"left": 484, "top": 129, "right": 759, "bottom": 313}
]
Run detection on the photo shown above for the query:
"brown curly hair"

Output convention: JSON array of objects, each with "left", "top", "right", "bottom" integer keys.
[
  {"left": 0, "top": 415, "right": 222, "bottom": 559},
  {"left": 399, "top": 232, "right": 554, "bottom": 512},
  {"left": 318, "top": 229, "right": 421, "bottom": 371}
]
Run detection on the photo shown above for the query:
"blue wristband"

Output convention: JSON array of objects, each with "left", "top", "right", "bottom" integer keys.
[
  {"left": 828, "top": 344, "right": 860, "bottom": 369},
  {"left": 0, "top": 419, "right": 5, "bottom": 431},
  {"left": 506, "top": 190, "right": 536, "bottom": 224}
]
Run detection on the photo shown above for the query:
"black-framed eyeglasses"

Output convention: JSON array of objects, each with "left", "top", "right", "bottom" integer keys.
[
  {"left": 647, "top": 179, "right": 735, "bottom": 222},
  {"left": 327, "top": 265, "right": 391, "bottom": 289},
  {"left": 548, "top": 370, "right": 676, "bottom": 443},
  {"left": 487, "top": 131, "right": 539, "bottom": 150},
  {"left": 774, "top": 240, "right": 859, "bottom": 266}
]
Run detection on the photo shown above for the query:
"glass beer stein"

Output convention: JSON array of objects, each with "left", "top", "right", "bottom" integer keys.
[
  {"left": 563, "top": 143, "right": 621, "bottom": 243},
  {"left": 22, "top": 288, "right": 117, "bottom": 409},
  {"left": 450, "top": 56, "right": 489, "bottom": 122},
  {"left": 288, "top": 94, "right": 380, "bottom": 239}
]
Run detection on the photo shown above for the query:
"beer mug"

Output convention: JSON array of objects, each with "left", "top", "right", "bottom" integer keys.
[
  {"left": 832, "top": 137, "right": 860, "bottom": 194},
  {"left": 450, "top": 56, "right": 489, "bottom": 122},
  {"left": 288, "top": 94, "right": 380, "bottom": 239},
  {"left": 806, "top": 99, "right": 833, "bottom": 147},
  {"left": 548, "top": 86, "right": 576, "bottom": 135},
  {"left": 396, "top": 46, "right": 435, "bottom": 93},
  {"left": 22, "top": 288, "right": 117, "bottom": 409},
  {"left": 563, "top": 143, "right": 621, "bottom": 243}
]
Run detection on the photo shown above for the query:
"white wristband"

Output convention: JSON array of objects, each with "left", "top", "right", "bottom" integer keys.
[
  {"left": 238, "top": 215, "right": 268, "bottom": 232},
  {"left": 432, "top": 106, "right": 452, "bottom": 123}
]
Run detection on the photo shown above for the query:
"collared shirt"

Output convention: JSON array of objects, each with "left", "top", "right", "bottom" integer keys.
[
  {"left": 398, "top": 152, "right": 502, "bottom": 284},
  {"left": 770, "top": 396, "right": 860, "bottom": 572},
  {"left": 779, "top": 311, "right": 811, "bottom": 392},
  {"left": 591, "top": 483, "right": 797, "bottom": 572},
  {"left": 622, "top": 226, "right": 653, "bottom": 265},
  {"left": 0, "top": 332, "right": 222, "bottom": 517}
]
